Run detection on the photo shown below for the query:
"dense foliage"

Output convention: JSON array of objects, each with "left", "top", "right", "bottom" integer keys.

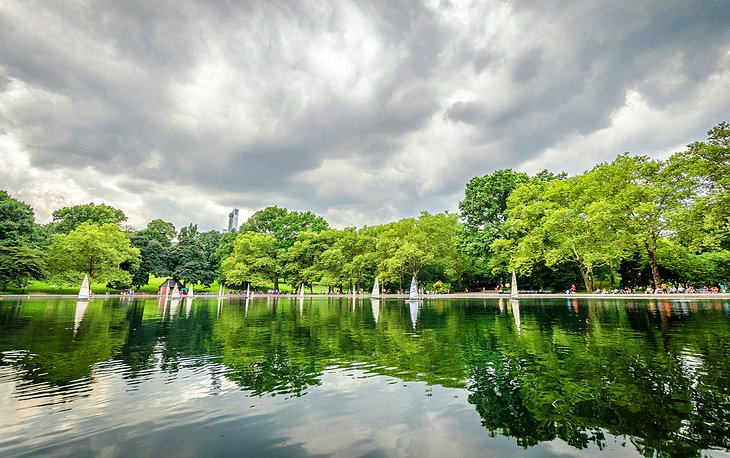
[{"left": 1, "top": 122, "right": 728, "bottom": 293}]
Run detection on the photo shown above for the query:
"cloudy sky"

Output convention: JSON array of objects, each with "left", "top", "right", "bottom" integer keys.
[{"left": 1, "top": 1, "right": 729, "bottom": 231}]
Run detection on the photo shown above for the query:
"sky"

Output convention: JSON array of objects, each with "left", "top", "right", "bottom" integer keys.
[{"left": 1, "top": 1, "right": 729, "bottom": 231}]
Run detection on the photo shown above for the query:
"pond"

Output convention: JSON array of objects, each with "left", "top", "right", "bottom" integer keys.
[{"left": 1, "top": 296, "right": 729, "bottom": 457}]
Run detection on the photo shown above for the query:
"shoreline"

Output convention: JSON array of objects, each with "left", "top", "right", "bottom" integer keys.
[{"left": 2, "top": 293, "right": 730, "bottom": 300}]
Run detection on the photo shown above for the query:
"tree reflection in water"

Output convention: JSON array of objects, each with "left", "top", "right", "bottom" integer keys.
[{"left": 0, "top": 297, "right": 728, "bottom": 457}]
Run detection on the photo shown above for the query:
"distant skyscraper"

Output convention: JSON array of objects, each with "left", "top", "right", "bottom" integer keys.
[{"left": 227, "top": 208, "right": 239, "bottom": 232}]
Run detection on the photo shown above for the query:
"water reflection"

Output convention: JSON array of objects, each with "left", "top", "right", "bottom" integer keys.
[
  {"left": 0, "top": 297, "right": 729, "bottom": 457},
  {"left": 509, "top": 298, "right": 520, "bottom": 334},
  {"left": 73, "top": 299, "right": 88, "bottom": 334},
  {"left": 407, "top": 300, "right": 419, "bottom": 328},
  {"left": 371, "top": 298, "right": 380, "bottom": 324}
]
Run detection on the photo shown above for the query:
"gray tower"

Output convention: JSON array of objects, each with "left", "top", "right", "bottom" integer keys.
[{"left": 227, "top": 208, "right": 239, "bottom": 232}]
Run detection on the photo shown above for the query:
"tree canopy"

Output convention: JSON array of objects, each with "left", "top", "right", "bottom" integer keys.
[
  {"left": 52, "top": 203, "right": 127, "bottom": 234},
  {"left": 0, "top": 191, "right": 36, "bottom": 246},
  {"left": 47, "top": 222, "right": 139, "bottom": 289}
]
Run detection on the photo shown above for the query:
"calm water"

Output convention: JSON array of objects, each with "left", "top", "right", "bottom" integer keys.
[{"left": 1, "top": 296, "right": 729, "bottom": 457}]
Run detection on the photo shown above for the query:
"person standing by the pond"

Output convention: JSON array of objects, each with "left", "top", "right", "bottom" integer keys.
[{"left": 570, "top": 284, "right": 576, "bottom": 294}]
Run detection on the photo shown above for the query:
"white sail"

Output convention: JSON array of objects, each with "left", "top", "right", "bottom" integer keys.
[
  {"left": 510, "top": 270, "right": 519, "bottom": 299},
  {"left": 78, "top": 274, "right": 90, "bottom": 300},
  {"left": 218, "top": 283, "right": 223, "bottom": 298},
  {"left": 371, "top": 278, "right": 380, "bottom": 299},
  {"left": 408, "top": 300, "right": 419, "bottom": 328},
  {"left": 187, "top": 283, "right": 194, "bottom": 298},
  {"left": 246, "top": 283, "right": 251, "bottom": 298},
  {"left": 74, "top": 300, "right": 89, "bottom": 333},
  {"left": 371, "top": 299, "right": 380, "bottom": 324},
  {"left": 409, "top": 276, "right": 419, "bottom": 300},
  {"left": 299, "top": 284, "right": 305, "bottom": 298},
  {"left": 171, "top": 284, "right": 181, "bottom": 299}
]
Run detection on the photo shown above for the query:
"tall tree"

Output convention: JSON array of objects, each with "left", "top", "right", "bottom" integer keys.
[
  {"left": 457, "top": 170, "right": 531, "bottom": 259},
  {"left": 0, "top": 190, "right": 35, "bottom": 246},
  {"left": 240, "top": 206, "right": 330, "bottom": 250},
  {"left": 239, "top": 206, "right": 329, "bottom": 289},
  {"left": 47, "top": 222, "right": 139, "bottom": 290},
  {"left": 222, "top": 232, "right": 279, "bottom": 288},
  {"left": 143, "top": 219, "right": 177, "bottom": 245},
  {"left": 127, "top": 220, "right": 177, "bottom": 288},
  {"left": 495, "top": 176, "right": 629, "bottom": 292},
  {"left": 586, "top": 154, "right": 694, "bottom": 289},
  {"left": 673, "top": 121, "right": 730, "bottom": 251},
  {"left": 52, "top": 203, "right": 127, "bottom": 234},
  {"left": 0, "top": 246, "right": 47, "bottom": 291},
  {"left": 318, "top": 228, "right": 377, "bottom": 292},
  {"left": 169, "top": 224, "right": 217, "bottom": 287},
  {"left": 283, "top": 230, "right": 338, "bottom": 292}
]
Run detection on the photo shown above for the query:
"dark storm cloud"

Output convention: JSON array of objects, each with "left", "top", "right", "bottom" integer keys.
[{"left": 1, "top": 0, "right": 729, "bottom": 228}]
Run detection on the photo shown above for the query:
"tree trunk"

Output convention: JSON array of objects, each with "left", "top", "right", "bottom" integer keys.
[
  {"left": 274, "top": 276, "right": 279, "bottom": 292},
  {"left": 588, "top": 267, "right": 596, "bottom": 291},
  {"left": 646, "top": 241, "right": 662, "bottom": 289},
  {"left": 609, "top": 261, "right": 616, "bottom": 288},
  {"left": 577, "top": 262, "right": 592, "bottom": 293}
]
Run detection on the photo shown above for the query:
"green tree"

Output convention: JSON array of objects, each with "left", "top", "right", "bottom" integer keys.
[
  {"left": 0, "top": 190, "right": 35, "bottom": 246},
  {"left": 457, "top": 170, "right": 565, "bottom": 287},
  {"left": 52, "top": 203, "right": 127, "bottom": 234},
  {"left": 127, "top": 220, "right": 177, "bottom": 288},
  {"left": 169, "top": 224, "right": 217, "bottom": 287},
  {"left": 47, "top": 222, "right": 139, "bottom": 289},
  {"left": 0, "top": 246, "right": 47, "bottom": 291},
  {"left": 373, "top": 213, "right": 467, "bottom": 291},
  {"left": 497, "top": 175, "right": 630, "bottom": 292},
  {"left": 457, "top": 170, "right": 531, "bottom": 258},
  {"left": 673, "top": 121, "right": 730, "bottom": 251},
  {"left": 316, "top": 228, "right": 377, "bottom": 292},
  {"left": 142, "top": 219, "right": 177, "bottom": 245},
  {"left": 222, "top": 232, "right": 279, "bottom": 288},
  {"left": 586, "top": 154, "right": 694, "bottom": 289},
  {"left": 283, "top": 230, "right": 338, "bottom": 292},
  {"left": 239, "top": 206, "right": 329, "bottom": 289},
  {"left": 240, "top": 206, "right": 330, "bottom": 250}
]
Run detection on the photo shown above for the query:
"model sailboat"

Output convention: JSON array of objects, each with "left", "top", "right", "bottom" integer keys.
[
  {"left": 371, "top": 278, "right": 380, "bottom": 299},
  {"left": 187, "top": 283, "right": 194, "bottom": 298},
  {"left": 409, "top": 276, "right": 419, "bottom": 300},
  {"left": 78, "top": 274, "right": 90, "bottom": 300},
  {"left": 510, "top": 270, "right": 519, "bottom": 299}
]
